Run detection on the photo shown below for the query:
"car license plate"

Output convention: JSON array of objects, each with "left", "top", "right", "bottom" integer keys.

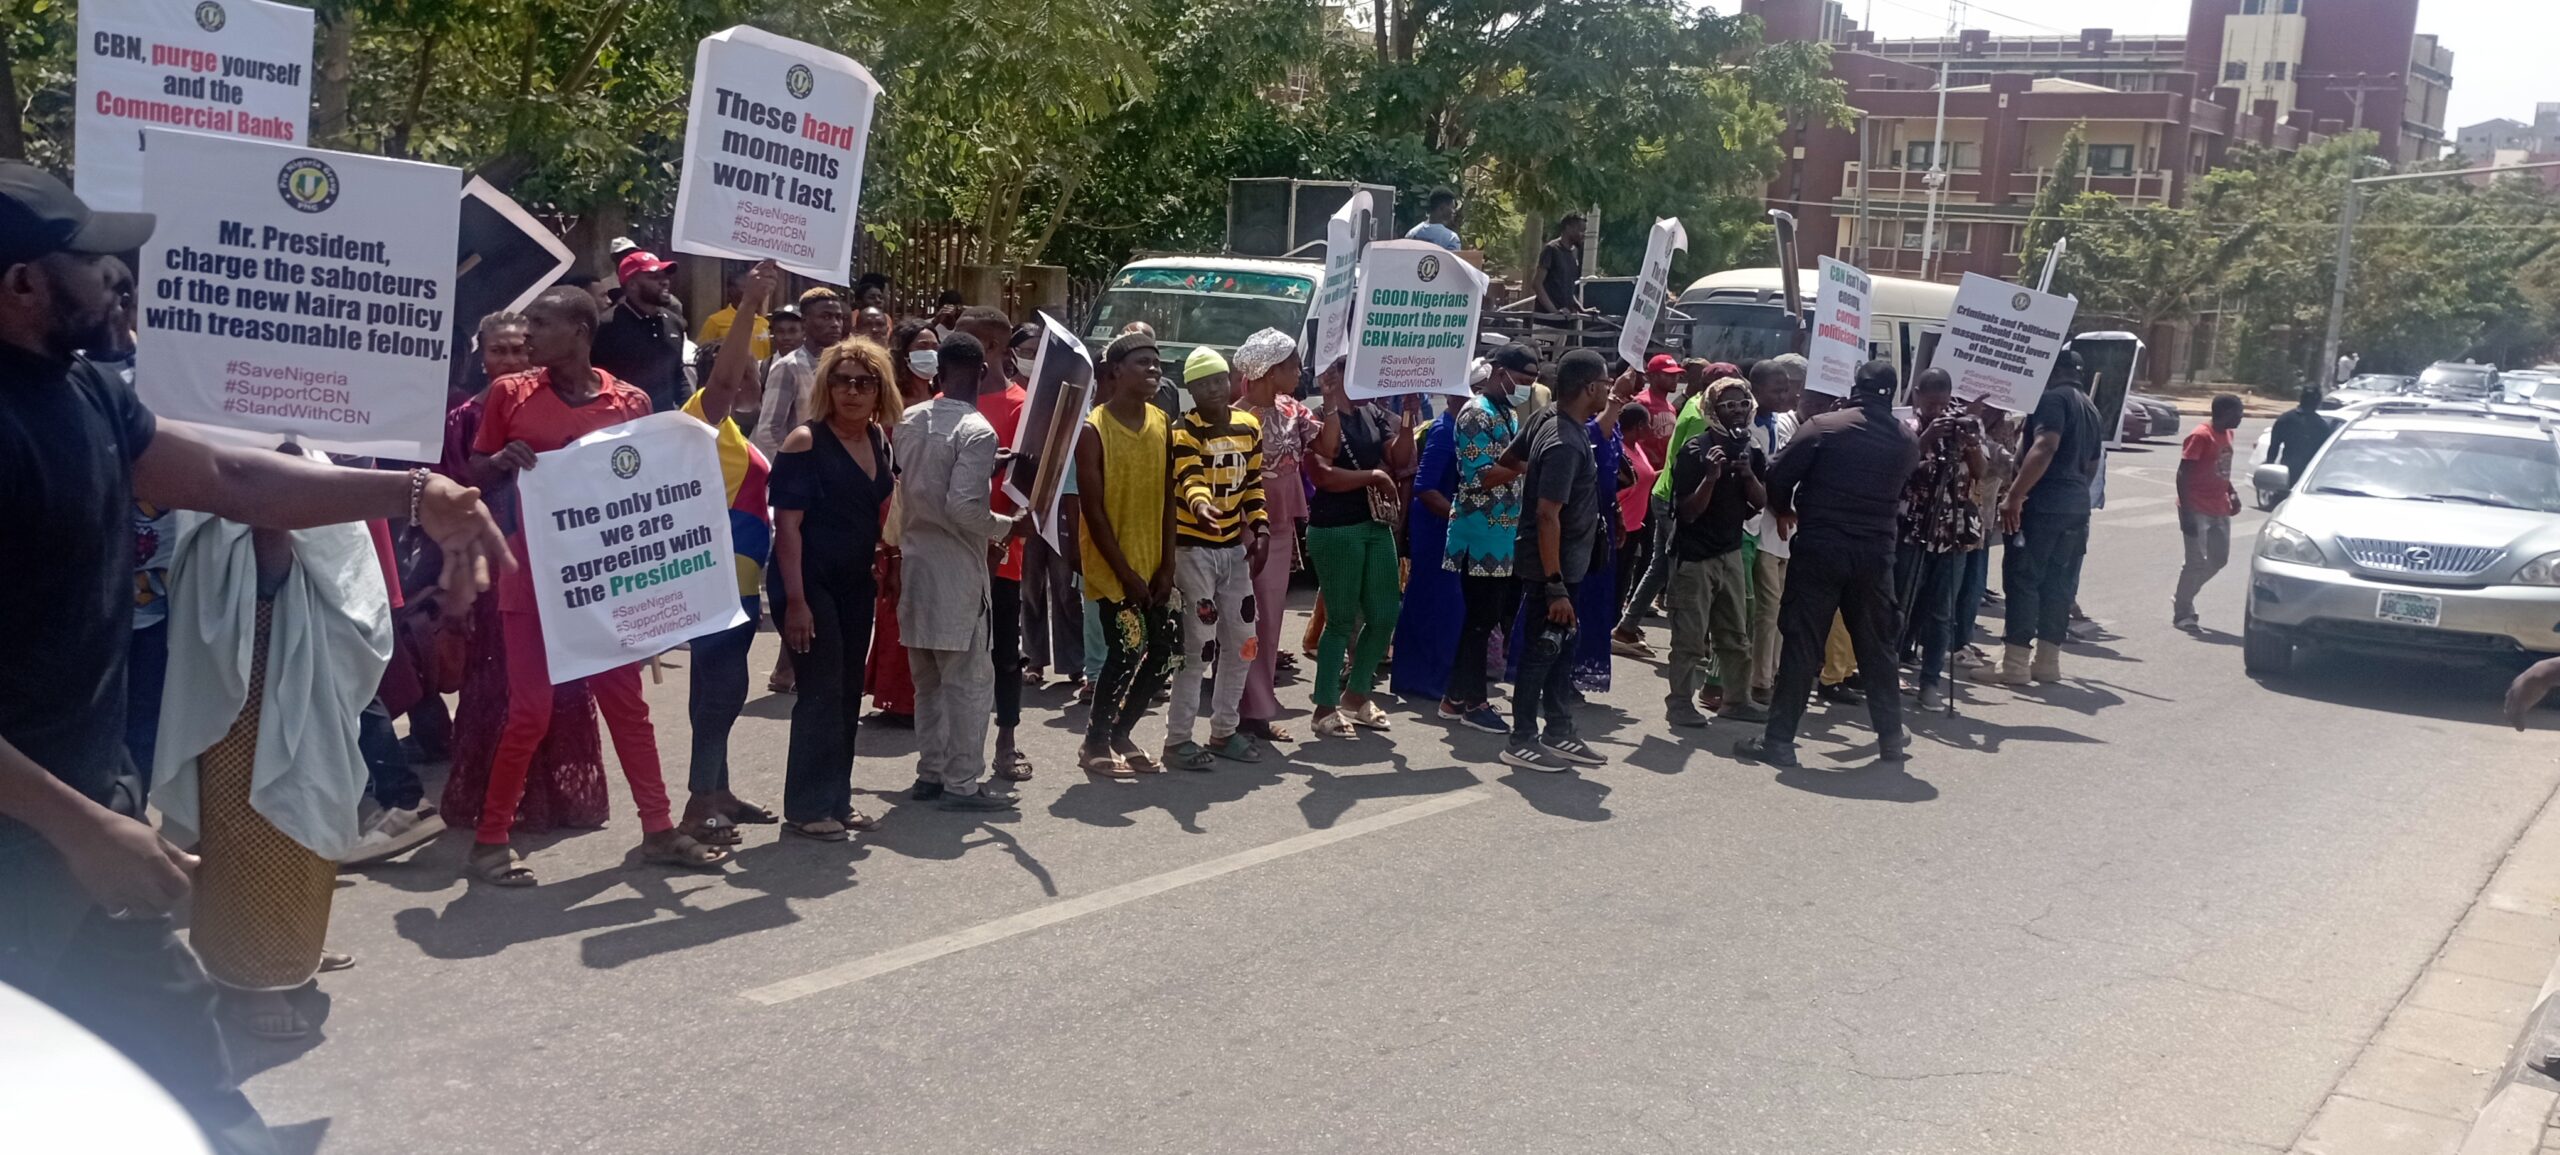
[{"left": 2376, "top": 590, "right": 2443, "bottom": 627}]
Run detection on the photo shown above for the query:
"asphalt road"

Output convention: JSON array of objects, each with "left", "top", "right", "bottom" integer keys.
[{"left": 241, "top": 420, "right": 2560, "bottom": 1154}]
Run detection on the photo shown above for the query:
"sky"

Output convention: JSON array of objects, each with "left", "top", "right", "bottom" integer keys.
[{"left": 1844, "top": 0, "right": 2550, "bottom": 131}]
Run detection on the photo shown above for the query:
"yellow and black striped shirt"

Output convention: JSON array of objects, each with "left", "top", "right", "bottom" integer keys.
[{"left": 1171, "top": 408, "right": 1268, "bottom": 547}]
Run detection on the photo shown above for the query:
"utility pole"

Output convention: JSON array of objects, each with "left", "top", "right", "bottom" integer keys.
[
  {"left": 2319, "top": 158, "right": 2560, "bottom": 391},
  {"left": 1916, "top": 0, "right": 1961, "bottom": 282},
  {"left": 2301, "top": 72, "right": 2406, "bottom": 135},
  {"left": 1854, "top": 114, "right": 1874, "bottom": 269}
]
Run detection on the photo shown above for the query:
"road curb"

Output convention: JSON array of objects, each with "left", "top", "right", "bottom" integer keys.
[{"left": 2453, "top": 948, "right": 2560, "bottom": 1155}]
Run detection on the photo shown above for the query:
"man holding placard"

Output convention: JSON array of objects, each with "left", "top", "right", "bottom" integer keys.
[
  {"left": 671, "top": 26, "right": 880, "bottom": 283},
  {"left": 1978, "top": 351, "right": 2104, "bottom": 687},
  {"left": 465, "top": 286, "right": 732, "bottom": 884}
]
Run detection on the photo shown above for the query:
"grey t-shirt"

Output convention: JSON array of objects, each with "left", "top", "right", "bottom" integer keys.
[{"left": 1510, "top": 409, "right": 1598, "bottom": 584}]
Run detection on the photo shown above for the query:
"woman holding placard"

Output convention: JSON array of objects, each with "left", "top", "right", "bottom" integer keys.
[{"left": 772, "top": 338, "right": 899, "bottom": 840}]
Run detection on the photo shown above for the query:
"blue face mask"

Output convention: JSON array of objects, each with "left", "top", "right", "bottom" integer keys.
[{"left": 907, "top": 350, "right": 938, "bottom": 379}]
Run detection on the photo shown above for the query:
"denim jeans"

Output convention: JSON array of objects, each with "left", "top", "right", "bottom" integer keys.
[
  {"left": 1952, "top": 546, "right": 1990, "bottom": 653},
  {"left": 1614, "top": 498, "right": 1676, "bottom": 632},
  {"left": 2002, "top": 510, "right": 2091, "bottom": 646},
  {"left": 358, "top": 697, "right": 424, "bottom": 811},
  {"left": 1511, "top": 579, "right": 1581, "bottom": 744}
]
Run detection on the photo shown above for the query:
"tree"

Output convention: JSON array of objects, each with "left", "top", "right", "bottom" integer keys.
[{"left": 2017, "top": 121, "right": 2087, "bottom": 278}]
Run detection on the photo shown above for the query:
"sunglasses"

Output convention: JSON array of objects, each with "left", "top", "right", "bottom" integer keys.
[{"left": 831, "top": 373, "right": 883, "bottom": 391}]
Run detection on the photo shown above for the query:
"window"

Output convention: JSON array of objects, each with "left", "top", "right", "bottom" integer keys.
[
  {"left": 2265, "top": 61, "right": 2289, "bottom": 81},
  {"left": 2223, "top": 61, "right": 2248, "bottom": 82},
  {"left": 2281, "top": 0, "right": 2301, "bottom": 12},
  {"left": 2086, "top": 144, "right": 2135, "bottom": 175},
  {"left": 1901, "top": 220, "right": 1927, "bottom": 249},
  {"left": 2240, "top": 0, "right": 2265, "bottom": 13},
  {"left": 1942, "top": 223, "right": 1973, "bottom": 253},
  {"left": 1906, "top": 140, "right": 1977, "bottom": 171}
]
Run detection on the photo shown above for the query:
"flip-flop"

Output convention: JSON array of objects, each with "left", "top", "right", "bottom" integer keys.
[
  {"left": 1081, "top": 750, "right": 1135, "bottom": 779},
  {"left": 722, "top": 799, "right": 780, "bottom": 825},
  {"left": 683, "top": 815, "right": 742, "bottom": 847},
  {"left": 318, "top": 950, "right": 355, "bottom": 973},
  {"left": 1125, "top": 749, "right": 1166, "bottom": 774},
  {"left": 467, "top": 847, "right": 536, "bottom": 888},
  {"left": 225, "top": 997, "right": 311, "bottom": 1042},
  {"left": 782, "top": 819, "right": 848, "bottom": 843},
  {"left": 642, "top": 833, "right": 732, "bottom": 869},
  {"left": 841, "top": 810, "right": 878, "bottom": 832},
  {"left": 996, "top": 750, "right": 1036, "bottom": 782}
]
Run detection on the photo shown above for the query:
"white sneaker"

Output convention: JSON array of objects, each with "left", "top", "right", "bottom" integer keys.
[{"left": 339, "top": 806, "right": 444, "bottom": 868}]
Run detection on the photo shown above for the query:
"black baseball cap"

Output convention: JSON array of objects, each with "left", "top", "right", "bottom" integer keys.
[
  {"left": 0, "top": 160, "right": 155, "bottom": 267},
  {"left": 1490, "top": 344, "right": 1539, "bottom": 374}
]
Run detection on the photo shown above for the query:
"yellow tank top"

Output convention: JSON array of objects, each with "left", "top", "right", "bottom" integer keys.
[{"left": 1080, "top": 403, "right": 1169, "bottom": 603}]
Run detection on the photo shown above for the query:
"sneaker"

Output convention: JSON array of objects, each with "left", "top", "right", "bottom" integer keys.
[
  {"left": 338, "top": 806, "right": 443, "bottom": 867},
  {"left": 1732, "top": 736, "right": 1800, "bottom": 768},
  {"left": 1952, "top": 644, "right": 1990, "bottom": 670},
  {"left": 1501, "top": 742, "right": 1569, "bottom": 773},
  {"left": 1878, "top": 733, "right": 1911, "bottom": 763},
  {"left": 2173, "top": 611, "right": 2200, "bottom": 632},
  {"left": 1716, "top": 699, "right": 1772, "bottom": 724},
  {"left": 1540, "top": 735, "right": 1605, "bottom": 766},
  {"left": 909, "top": 779, "right": 945, "bottom": 801},
  {"left": 1457, "top": 706, "right": 1508, "bottom": 735},
  {"left": 1666, "top": 696, "right": 1711, "bottom": 728},
  {"left": 1915, "top": 685, "right": 1948, "bottom": 713},
  {"left": 939, "top": 790, "right": 1021, "bottom": 812},
  {"left": 1341, "top": 700, "right": 1393, "bottom": 730},
  {"left": 1816, "top": 682, "right": 1864, "bottom": 706}
]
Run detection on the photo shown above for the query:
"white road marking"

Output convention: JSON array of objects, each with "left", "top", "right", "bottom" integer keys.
[{"left": 739, "top": 787, "right": 1494, "bottom": 1004}]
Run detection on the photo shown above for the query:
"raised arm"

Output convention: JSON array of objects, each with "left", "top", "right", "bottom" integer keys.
[{"left": 694, "top": 261, "right": 779, "bottom": 428}]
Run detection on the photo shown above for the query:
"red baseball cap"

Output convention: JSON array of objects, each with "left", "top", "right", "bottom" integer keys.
[
  {"left": 616, "top": 250, "right": 677, "bottom": 281},
  {"left": 1645, "top": 354, "right": 1682, "bottom": 375}
]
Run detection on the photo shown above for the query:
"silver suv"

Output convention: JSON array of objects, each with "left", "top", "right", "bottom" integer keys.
[{"left": 2245, "top": 402, "right": 2560, "bottom": 673}]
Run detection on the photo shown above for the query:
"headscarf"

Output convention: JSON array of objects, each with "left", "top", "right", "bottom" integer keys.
[
  {"left": 1704, "top": 376, "right": 1755, "bottom": 436},
  {"left": 1232, "top": 327, "right": 1297, "bottom": 382},
  {"left": 1705, "top": 361, "right": 1740, "bottom": 382}
]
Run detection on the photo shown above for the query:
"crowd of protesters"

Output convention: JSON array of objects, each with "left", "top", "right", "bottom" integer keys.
[{"left": 1, "top": 162, "right": 2157, "bottom": 1155}]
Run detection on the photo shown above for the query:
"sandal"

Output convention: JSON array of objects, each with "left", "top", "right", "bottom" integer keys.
[
  {"left": 223, "top": 992, "right": 311, "bottom": 1042},
  {"left": 1241, "top": 718, "right": 1293, "bottom": 743},
  {"left": 841, "top": 810, "right": 878, "bottom": 832},
  {"left": 1163, "top": 741, "right": 1216, "bottom": 771},
  {"left": 1311, "top": 711, "right": 1358, "bottom": 739},
  {"left": 1082, "top": 749, "right": 1135, "bottom": 779},
  {"left": 721, "top": 798, "right": 780, "bottom": 826},
  {"left": 466, "top": 846, "right": 536, "bottom": 888},
  {"left": 641, "top": 833, "right": 732, "bottom": 869},
  {"left": 782, "top": 819, "right": 848, "bottom": 843},
  {"left": 1213, "top": 732, "right": 1265, "bottom": 763},
  {"left": 319, "top": 950, "right": 356, "bottom": 973},
  {"left": 684, "top": 814, "right": 742, "bottom": 847},
  {"left": 1124, "top": 748, "right": 1166, "bottom": 774},
  {"left": 996, "top": 749, "right": 1035, "bottom": 782}
]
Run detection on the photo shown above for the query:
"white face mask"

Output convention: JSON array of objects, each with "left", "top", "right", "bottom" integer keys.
[
  {"left": 1014, "top": 355, "right": 1037, "bottom": 378},
  {"left": 908, "top": 350, "right": 938, "bottom": 379}
]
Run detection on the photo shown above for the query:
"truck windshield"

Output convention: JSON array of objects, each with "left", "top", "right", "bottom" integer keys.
[
  {"left": 1085, "top": 269, "right": 1315, "bottom": 352},
  {"left": 1682, "top": 300, "right": 1801, "bottom": 365}
]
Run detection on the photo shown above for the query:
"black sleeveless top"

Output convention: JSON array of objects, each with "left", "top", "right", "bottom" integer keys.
[
  {"left": 1308, "top": 403, "right": 1393, "bottom": 528},
  {"left": 771, "top": 420, "right": 894, "bottom": 580}
]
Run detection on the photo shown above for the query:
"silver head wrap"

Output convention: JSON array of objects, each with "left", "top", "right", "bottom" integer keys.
[{"left": 1231, "top": 327, "right": 1298, "bottom": 381}]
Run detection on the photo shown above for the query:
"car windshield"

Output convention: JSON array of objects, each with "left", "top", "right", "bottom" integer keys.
[
  {"left": 1684, "top": 300, "right": 1801, "bottom": 365},
  {"left": 2305, "top": 427, "right": 2560, "bottom": 513},
  {"left": 1085, "top": 269, "right": 1314, "bottom": 351},
  {"left": 2418, "top": 365, "right": 2496, "bottom": 397}
]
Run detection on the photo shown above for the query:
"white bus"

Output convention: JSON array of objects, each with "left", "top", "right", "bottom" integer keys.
[{"left": 1672, "top": 267, "right": 1958, "bottom": 380}]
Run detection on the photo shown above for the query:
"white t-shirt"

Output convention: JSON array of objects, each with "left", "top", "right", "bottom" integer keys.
[{"left": 1744, "top": 410, "right": 1798, "bottom": 559}]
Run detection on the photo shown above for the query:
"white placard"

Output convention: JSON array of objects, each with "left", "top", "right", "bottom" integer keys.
[
  {"left": 1805, "top": 256, "right": 1873, "bottom": 398},
  {"left": 1344, "top": 239, "right": 1485, "bottom": 401},
  {"left": 1308, "top": 189, "right": 1374, "bottom": 372},
  {"left": 671, "top": 26, "right": 879, "bottom": 284},
  {"left": 1615, "top": 216, "right": 1688, "bottom": 368},
  {"left": 76, "top": 0, "right": 313, "bottom": 213},
  {"left": 516, "top": 412, "right": 746, "bottom": 684},
  {"left": 1941, "top": 272, "right": 2079, "bottom": 414},
  {"left": 135, "top": 130, "right": 458, "bottom": 460}
]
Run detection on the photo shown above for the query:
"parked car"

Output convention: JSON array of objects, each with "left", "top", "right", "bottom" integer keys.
[
  {"left": 2122, "top": 393, "right": 2179, "bottom": 442},
  {"left": 2248, "top": 394, "right": 2401, "bottom": 509},
  {"left": 2415, "top": 361, "right": 2500, "bottom": 401},
  {"left": 2243, "top": 402, "right": 2560, "bottom": 674},
  {"left": 2326, "top": 374, "right": 2417, "bottom": 409},
  {"left": 2501, "top": 369, "right": 2560, "bottom": 406},
  {"left": 2118, "top": 404, "right": 2149, "bottom": 441}
]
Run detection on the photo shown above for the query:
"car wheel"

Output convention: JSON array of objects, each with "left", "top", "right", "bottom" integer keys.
[{"left": 2243, "top": 616, "right": 2293, "bottom": 676}]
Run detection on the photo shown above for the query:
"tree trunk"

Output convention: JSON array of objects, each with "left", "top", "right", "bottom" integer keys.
[
  {"left": 386, "top": 29, "right": 440, "bottom": 159},
  {"left": 0, "top": 26, "right": 23, "bottom": 161},
  {"left": 1025, "top": 164, "right": 1084, "bottom": 266},
  {"left": 314, "top": 7, "right": 357, "bottom": 147},
  {"left": 1392, "top": 0, "right": 1416, "bottom": 64},
  {"left": 1373, "top": 0, "right": 1389, "bottom": 65}
]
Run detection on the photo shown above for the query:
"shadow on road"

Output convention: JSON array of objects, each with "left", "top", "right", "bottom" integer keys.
[
  {"left": 1774, "top": 760, "right": 1939, "bottom": 803},
  {"left": 2252, "top": 648, "right": 2525, "bottom": 728},
  {"left": 1495, "top": 767, "right": 1614, "bottom": 821}
]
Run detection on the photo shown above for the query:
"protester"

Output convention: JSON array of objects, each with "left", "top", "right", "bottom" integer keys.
[
  {"left": 894, "top": 332, "right": 1028, "bottom": 811},
  {"left": 2266, "top": 385, "right": 2331, "bottom": 484},
  {"left": 1662, "top": 377, "right": 1768, "bottom": 727},
  {"left": 866, "top": 319, "right": 941, "bottom": 723},
  {"left": 675, "top": 262, "right": 782, "bottom": 846},
  {"left": 751, "top": 286, "right": 848, "bottom": 457},
  {"left": 563, "top": 271, "right": 612, "bottom": 314},
  {"left": 0, "top": 158, "right": 507, "bottom": 1153},
  {"left": 1407, "top": 188, "right": 1463, "bottom": 251},
  {"left": 853, "top": 271, "right": 891, "bottom": 313},
  {"left": 1305, "top": 358, "right": 1413, "bottom": 737},
  {"left": 1234, "top": 328, "right": 1316, "bottom": 742},
  {"left": 1979, "top": 351, "right": 2103, "bottom": 686},
  {"left": 695, "top": 268, "right": 771, "bottom": 360},
  {"left": 1614, "top": 402, "right": 1660, "bottom": 622},
  {"left": 153, "top": 460, "right": 385, "bottom": 1042},
  {"left": 952, "top": 306, "right": 1038, "bottom": 783},
  {"left": 932, "top": 288, "right": 966, "bottom": 336},
  {"left": 770, "top": 338, "right": 898, "bottom": 835},
  {"left": 466, "top": 286, "right": 731, "bottom": 883},
  {"left": 761, "top": 305, "right": 802, "bottom": 378},
  {"left": 1437, "top": 345, "right": 1532, "bottom": 732},
  {"left": 2173, "top": 394, "right": 2246, "bottom": 632},
  {"left": 1499, "top": 349, "right": 1614, "bottom": 771},
  {"left": 1737, "top": 360, "right": 1919, "bottom": 769},
  {"left": 1393, "top": 371, "right": 1466, "bottom": 707},
  {"left": 1893, "top": 368, "right": 1985, "bottom": 710},
  {"left": 592, "top": 249, "right": 690, "bottom": 412},
  {"left": 854, "top": 305, "right": 892, "bottom": 344},
  {"left": 1077, "top": 332, "right": 1180, "bottom": 777},
  {"left": 1740, "top": 359, "right": 1803, "bottom": 704},
  {"left": 1164, "top": 347, "right": 1272, "bottom": 767},
  {"left": 1951, "top": 401, "right": 2018, "bottom": 670},
  {"left": 1564, "top": 378, "right": 1635, "bottom": 694},
  {"left": 1018, "top": 323, "right": 1085, "bottom": 690},
  {"left": 1609, "top": 355, "right": 1687, "bottom": 655},
  {"left": 1529, "top": 216, "right": 1595, "bottom": 359}
]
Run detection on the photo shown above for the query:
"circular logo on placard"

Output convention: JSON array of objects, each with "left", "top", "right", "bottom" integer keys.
[
  {"left": 1416, "top": 254, "right": 1442, "bottom": 283},
  {"left": 785, "top": 64, "right": 815, "bottom": 99},
  {"left": 2010, "top": 291, "right": 2032, "bottom": 311},
  {"left": 610, "top": 445, "right": 642, "bottom": 480},
  {"left": 275, "top": 158, "right": 338, "bottom": 213},
  {"left": 195, "top": 1, "right": 226, "bottom": 32}
]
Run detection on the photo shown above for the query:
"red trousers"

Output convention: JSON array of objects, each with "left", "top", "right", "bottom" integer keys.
[{"left": 478, "top": 609, "right": 674, "bottom": 844}]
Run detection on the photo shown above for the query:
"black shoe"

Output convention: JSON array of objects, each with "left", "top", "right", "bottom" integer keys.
[
  {"left": 1878, "top": 734, "right": 1910, "bottom": 763},
  {"left": 1732, "top": 737, "right": 1800, "bottom": 768},
  {"left": 939, "top": 790, "right": 1020, "bottom": 812},
  {"left": 909, "top": 779, "right": 944, "bottom": 801},
  {"left": 1816, "top": 682, "right": 1865, "bottom": 705}
]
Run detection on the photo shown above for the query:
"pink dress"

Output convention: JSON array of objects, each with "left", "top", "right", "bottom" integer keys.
[{"left": 1241, "top": 394, "right": 1317, "bottom": 722}]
